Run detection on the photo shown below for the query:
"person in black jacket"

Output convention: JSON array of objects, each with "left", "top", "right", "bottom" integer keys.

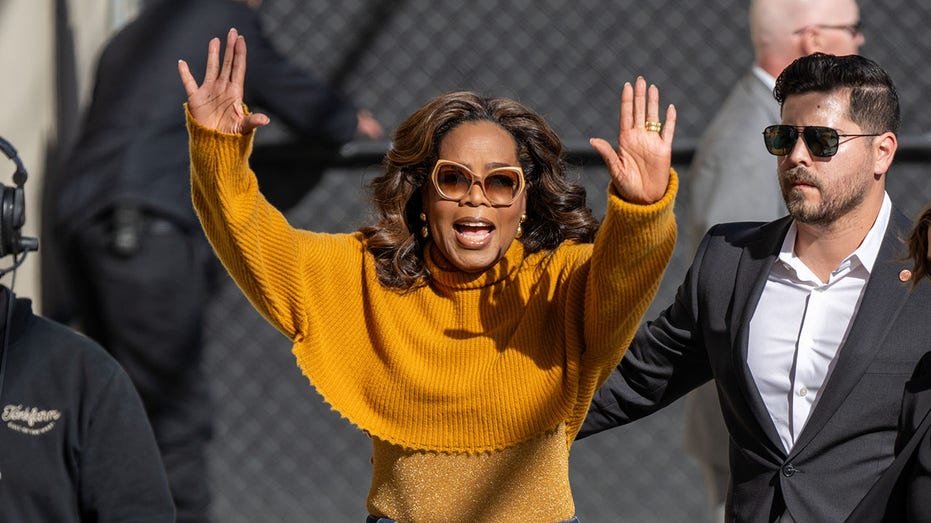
[
  {"left": 0, "top": 134, "right": 174, "bottom": 521},
  {"left": 53, "top": 1, "right": 382, "bottom": 521},
  {"left": 0, "top": 287, "right": 175, "bottom": 522}
]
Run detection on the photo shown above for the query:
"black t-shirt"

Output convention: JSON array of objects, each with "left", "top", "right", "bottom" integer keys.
[{"left": 0, "top": 291, "right": 174, "bottom": 522}]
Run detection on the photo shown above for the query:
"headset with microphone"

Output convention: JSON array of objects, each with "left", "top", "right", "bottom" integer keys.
[
  {"left": 0, "top": 135, "right": 38, "bottom": 262},
  {"left": 0, "top": 136, "right": 41, "bottom": 481}
]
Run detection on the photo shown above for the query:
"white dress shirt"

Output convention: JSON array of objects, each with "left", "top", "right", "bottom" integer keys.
[
  {"left": 752, "top": 65, "right": 777, "bottom": 91},
  {"left": 748, "top": 194, "right": 892, "bottom": 452}
]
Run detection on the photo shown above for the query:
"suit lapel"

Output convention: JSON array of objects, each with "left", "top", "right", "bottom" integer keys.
[
  {"left": 790, "top": 211, "right": 914, "bottom": 455},
  {"left": 731, "top": 218, "right": 792, "bottom": 457}
]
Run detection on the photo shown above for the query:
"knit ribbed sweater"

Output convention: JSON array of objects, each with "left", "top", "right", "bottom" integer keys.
[{"left": 188, "top": 112, "right": 677, "bottom": 520}]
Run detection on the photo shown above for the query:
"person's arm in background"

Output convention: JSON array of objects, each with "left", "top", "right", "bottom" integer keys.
[{"left": 236, "top": 7, "right": 383, "bottom": 142}]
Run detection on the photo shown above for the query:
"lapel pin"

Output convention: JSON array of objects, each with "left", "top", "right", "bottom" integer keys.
[{"left": 899, "top": 269, "right": 912, "bottom": 283}]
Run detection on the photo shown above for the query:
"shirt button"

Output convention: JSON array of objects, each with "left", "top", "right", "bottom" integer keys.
[
  {"left": 798, "top": 387, "right": 808, "bottom": 397},
  {"left": 782, "top": 464, "right": 797, "bottom": 477}
]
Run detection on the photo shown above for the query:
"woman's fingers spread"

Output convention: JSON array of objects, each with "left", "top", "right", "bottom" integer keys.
[
  {"left": 632, "top": 76, "right": 647, "bottom": 128},
  {"left": 219, "top": 28, "right": 238, "bottom": 82},
  {"left": 232, "top": 34, "right": 247, "bottom": 90},
  {"left": 662, "top": 104, "right": 677, "bottom": 143},
  {"left": 646, "top": 84, "right": 660, "bottom": 124},
  {"left": 618, "top": 82, "right": 634, "bottom": 135},
  {"left": 178, "top": 60, "right": 197, "bottom": 97},
  {"left": 203, "top": 37, "right": 220, "bottom": 83}
]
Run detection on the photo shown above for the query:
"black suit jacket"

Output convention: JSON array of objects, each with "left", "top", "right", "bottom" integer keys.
[
  {"left": 846, "top": 351, "right": 931, "bottom": 523},
  {"left": 580, "top": 209, "right": 931, "bottom": 522},
  {"left": 56, "top": 0, "right": 359, "bottom": 233}
]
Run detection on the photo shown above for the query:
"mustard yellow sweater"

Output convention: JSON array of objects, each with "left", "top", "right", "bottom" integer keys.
[{"left": 188, "top": 112, "right": 677, "bottom": 522}]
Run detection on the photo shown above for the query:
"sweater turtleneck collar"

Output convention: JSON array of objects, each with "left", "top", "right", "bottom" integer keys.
[{"left": 424, "top": 240, "right": 527, "bottom": 290}]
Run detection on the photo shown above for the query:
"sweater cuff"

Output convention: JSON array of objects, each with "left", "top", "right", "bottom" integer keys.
[
  {"left": 185, "top": 104, "right": 258, "bottom": 192},
  {"left": 607, "top": 168, "right": 678, "bottom": 221},
  {"left": 184, "top": 103, "right": 256, "bottom": 141}
]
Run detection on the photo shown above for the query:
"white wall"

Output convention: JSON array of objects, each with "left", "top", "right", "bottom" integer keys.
[
  {"left": 0, "top": 1, "right": 55, "bottom": 306},
  {"left": 0, "top": 0, "right": 138, "bottom": 313}
]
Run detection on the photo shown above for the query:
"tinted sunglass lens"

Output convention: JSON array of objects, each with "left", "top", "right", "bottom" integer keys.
[
  {"left": 436, "top": 167, "right": 471, "bottom": 198},
  {"left": 803, "top": 127, "right": 839, "bottom": 157},
  {"left": 764, "top": 126, "right": 796, "bottom": 156},
  {"left": 484, "top": 172, "right": 519, "bottom": 204}
]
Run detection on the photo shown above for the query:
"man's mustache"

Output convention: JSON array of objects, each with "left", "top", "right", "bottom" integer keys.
[{"left": 782, "top": 167, "right": 822, "bottom": 191}]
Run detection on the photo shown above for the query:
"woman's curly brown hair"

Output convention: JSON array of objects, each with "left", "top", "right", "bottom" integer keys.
[
  {"left": 907, "top": 204, "right": 931, "bottom": 286},
  {"left": 360, "top": 91, "right": 599, "bottom": 290}
]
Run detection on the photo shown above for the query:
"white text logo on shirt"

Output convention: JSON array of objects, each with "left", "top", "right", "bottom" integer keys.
[{"left": 2, "top": 404, "right": 62, "bottom": 435}]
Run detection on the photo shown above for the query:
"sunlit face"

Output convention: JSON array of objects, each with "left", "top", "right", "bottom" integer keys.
[
  {"left": 777, "top": 91, "right": 880, "bottom": 226},
  {"left": 814, "top": 0, "right": 865, "bottom": 55},
  {"left": 422, "top": 120, "right": 527, "bottom": 273}
]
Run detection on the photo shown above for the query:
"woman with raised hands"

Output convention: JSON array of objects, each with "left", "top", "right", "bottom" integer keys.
[{"left": 178, "top": 27, "right": 677, "bottom": 523}]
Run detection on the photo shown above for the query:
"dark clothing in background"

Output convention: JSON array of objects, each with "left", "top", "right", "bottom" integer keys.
[
  {"left": 65, "top": 215, "right": 219, "bottom": 521},
  {"left": 0, "top": 289, "right": 174, "bottom": 522},
  {"left": 899, "top": 356, "right": 931, "bottom": 522},
  {"left": 57, "top": 0, "right": 359, "bottom": 233},
  {"left": 55, "top": 0, "right": 362, "bottom": 520},
  {"left": 847, "top": 351, "right": 931, "bottom": 523}
]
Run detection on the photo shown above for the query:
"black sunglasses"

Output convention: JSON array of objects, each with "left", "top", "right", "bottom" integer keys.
[{"left": 762, "top": 125, "right": 881, "bottom": 158}]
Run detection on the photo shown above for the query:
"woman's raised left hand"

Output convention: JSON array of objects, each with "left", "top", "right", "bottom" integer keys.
[
  {"left": 590, "top": 77, "right": 676, "bottom": 204},
  {"left": 178, "top": 27, "right": 269, "bottom": 135}
]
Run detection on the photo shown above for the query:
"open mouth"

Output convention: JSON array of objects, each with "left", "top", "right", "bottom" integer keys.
[{"left": 454, "top": 221, "right": 495, "bottom": 246}]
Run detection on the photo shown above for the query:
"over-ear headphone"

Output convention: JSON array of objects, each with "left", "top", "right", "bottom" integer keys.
[
  {"left": 0, "top": 135, "right": 38, "bottom": 258},
  {"left": 0, "top": 135, "right": 37, "bottom": 479}
]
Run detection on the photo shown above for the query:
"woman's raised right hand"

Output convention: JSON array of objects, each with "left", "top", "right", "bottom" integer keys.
[{"left": 178, "top": 27, "right": 269, "bottom": 134}]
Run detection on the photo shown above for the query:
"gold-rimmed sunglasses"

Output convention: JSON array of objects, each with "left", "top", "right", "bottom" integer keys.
[{"left": 430, "top": 159, "right": 525, "bottom": 206}]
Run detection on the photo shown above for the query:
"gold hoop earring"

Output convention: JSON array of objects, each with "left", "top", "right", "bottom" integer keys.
[
  {"left": 420, "top": 212, "right": 429, "bottom": 238},
  {"left": 516, "top": 213, "right": 527, "bottom": 239}
]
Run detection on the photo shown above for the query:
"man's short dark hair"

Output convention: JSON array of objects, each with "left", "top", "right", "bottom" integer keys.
[{"left": 774, "top": 53, "right": 901, "bottom": 135}]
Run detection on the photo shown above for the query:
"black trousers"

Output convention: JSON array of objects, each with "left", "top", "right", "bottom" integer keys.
[{"left": 66, "top": 209, "right": 219, "bottom": 523}]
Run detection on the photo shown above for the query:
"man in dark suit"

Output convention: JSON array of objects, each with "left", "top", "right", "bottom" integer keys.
[
  {"left": 682, "top": 2, "right": 864, "bottom": 518},
  {"left": 53, "top": 1, "right": 381, "bottom": 521},
  {"left": 579, "top": 53, "right": 931, "bottom": 522}
]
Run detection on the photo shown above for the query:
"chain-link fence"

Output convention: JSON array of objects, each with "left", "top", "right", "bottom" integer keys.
[{"left": 203, "top": 1, "right": 931, "bottom": 521}]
